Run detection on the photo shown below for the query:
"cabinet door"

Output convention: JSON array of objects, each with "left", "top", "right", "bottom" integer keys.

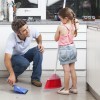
[
  {"left": 29, "top": 49, "right": 86, "bottom": 70},
  {"left": 26, "top": 25, "right": 87, "bottom": 70},
  {"left": 0, "top": 24, "right": 86, "bottom": 71},
  {"left": 41, "top": 49, "right": 86, "bottom": 70},
  {"left": 0, "top": 25, "right": 13, "bottom": 70},
  {"left": 0, "top": 25, "right": 31, "bottom": 70}
]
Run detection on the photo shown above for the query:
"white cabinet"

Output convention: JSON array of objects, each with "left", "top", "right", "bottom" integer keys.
[
  {"left": 0, "top": 24, "right": 87, "bottom": 71},
  {"left": 29, "top": 25, "right": 87, "bottom": 70},
  {"left": 87, "top": 27, "right": 100, "bottom": 97},
  {"left": 0, "top": 25, "right": 13, "bottom": 70}
]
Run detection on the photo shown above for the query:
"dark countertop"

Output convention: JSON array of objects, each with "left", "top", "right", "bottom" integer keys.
[
  {"left": 0, "top": 19, "right": 100, "bottom": 26},
  {"left": 0, "top": 20, "right": 61, "bottom": 25}
]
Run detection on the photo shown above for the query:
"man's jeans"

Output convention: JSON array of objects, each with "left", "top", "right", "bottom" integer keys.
[{"left": 11, "top": 46, "right": 43, "bottom": 81}]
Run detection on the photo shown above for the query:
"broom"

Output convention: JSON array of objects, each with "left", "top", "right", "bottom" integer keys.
[
  {"left": 44, "top": 0, "right": 66, "bottom": 90},
  {"left": 44, "top": 50, "right": 62, "bottom": 89}
]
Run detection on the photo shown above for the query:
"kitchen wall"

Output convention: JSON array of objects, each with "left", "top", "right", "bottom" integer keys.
[{"left": 0, "top": 0, "right": 100, "bottom": 21}]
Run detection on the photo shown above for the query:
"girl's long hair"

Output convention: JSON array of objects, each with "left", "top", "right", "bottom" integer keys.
[{"left": 58, "top": 7, "right": 77, "bottom": 36}]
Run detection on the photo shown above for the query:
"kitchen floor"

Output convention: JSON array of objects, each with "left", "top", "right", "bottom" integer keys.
[{"left": 0, "top": 76, "right": 96, "bottom": 100}]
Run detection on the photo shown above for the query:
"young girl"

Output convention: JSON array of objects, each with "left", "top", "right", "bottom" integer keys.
[{"left": 54, "top": 7, "right": 79, "bottom": 95}]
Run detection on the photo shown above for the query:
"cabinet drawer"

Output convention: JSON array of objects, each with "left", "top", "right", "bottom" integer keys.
[
  {"left": 30, "top": 41, "right": 86, "bottom": 49},
  {"left": 41, "top": 32, "right": 86, "bottom": 41},
  {"left": 29, "top": 25, "right": 87, "bottom": 33}
]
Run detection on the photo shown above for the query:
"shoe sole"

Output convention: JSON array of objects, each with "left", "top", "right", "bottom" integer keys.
[
  {"left": 31, "top": 83, "right": 42, "bottom": 87},
  {"left": 57, "top": 91, "right": 70, "bottom": 95},
  {"left": 57, "top": 88, "right": 70, "bottom": 95},
  {"left": 70, "top": 91, "right": 78, "bottom": 94}
]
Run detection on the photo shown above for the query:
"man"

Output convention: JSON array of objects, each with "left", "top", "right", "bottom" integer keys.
[{"left": 4, "top": 19, "right": 44, "bottom": 87}]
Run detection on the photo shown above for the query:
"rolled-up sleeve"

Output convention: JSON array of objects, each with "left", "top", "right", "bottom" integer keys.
[
  {"left": 30, "top": 27, "right": 40, "bottom": 39},
  {"left": 5, "top": 35, "right": 15, "bottom": 55}
]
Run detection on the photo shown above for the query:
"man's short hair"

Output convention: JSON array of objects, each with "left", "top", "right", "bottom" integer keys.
[{"left": 11, "top": 19, "right": 26, "bottom": 33}]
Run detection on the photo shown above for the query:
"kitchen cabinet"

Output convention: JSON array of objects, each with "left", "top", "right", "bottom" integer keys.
[
  {"left": 0, "top": 24, "right": 87, "bottom": 72},
  {"left": 0, "top": 25, "right": 13, "bottom": 70},
  {"left": 87, "top": 26, "right": 100, "bottom": 100}
]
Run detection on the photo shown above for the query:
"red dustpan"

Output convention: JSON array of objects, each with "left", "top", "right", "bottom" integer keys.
[{"left": 44, "top": 51, "right": 62, "bottom": 89}]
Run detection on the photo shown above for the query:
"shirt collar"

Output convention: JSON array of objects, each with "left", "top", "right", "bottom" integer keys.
[{"left": 15, "top": 33, "right": 23, "bottom": 43}]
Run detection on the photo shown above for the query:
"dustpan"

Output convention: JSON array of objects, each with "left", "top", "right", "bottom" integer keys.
[
  {"left": 13, "top": 85, "right": 28, "bottom": 94},
  {"left": 44, "top": 50, "right": 62, "bottom": 89}
]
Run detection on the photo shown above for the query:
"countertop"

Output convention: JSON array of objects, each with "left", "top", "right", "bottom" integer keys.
[{"left": 0, "top": 19, "right": 100, "bottom": 26}]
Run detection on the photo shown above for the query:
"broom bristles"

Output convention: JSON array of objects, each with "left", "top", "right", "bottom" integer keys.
[{"left": 44, "top": 78, "right": 62, "bottom": 89}]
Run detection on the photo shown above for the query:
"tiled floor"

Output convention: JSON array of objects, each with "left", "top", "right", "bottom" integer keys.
[{"left": 0, "top": 76, "right": 96, "bottom": 100}]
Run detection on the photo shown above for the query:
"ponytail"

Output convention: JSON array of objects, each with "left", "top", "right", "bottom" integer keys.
[{"left": 72, "top": 12, "right": 77, "bottom": 37}]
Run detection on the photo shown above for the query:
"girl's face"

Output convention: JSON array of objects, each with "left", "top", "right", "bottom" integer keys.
[{"left": 59, "top": 16, "right": 68, "bottom": 24}]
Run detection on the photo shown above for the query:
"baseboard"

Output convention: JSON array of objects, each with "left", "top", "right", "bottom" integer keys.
[
  {"left": 0, "top": 70, "right": 86, "bottom": 78},
  {"left": 86, "top": 83, "right": 100, "bottom": 100}
]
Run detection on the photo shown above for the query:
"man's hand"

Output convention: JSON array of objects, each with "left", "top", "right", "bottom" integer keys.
[
  {"left": 38, "top": 44, "right": 44, "bottom": 53},
  {"left": 7, "top": 73, "right": 16, "bottom": 86}
]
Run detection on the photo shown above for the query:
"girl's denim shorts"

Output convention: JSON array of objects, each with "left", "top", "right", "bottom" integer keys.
[{"left": 58, "top": 44, "right": 77, "bottom": 65}]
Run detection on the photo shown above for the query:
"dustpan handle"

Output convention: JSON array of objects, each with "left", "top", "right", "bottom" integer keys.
[
  {"left": 54, "top": 49, "right": 59, "bottom": 74},
  {"left": 63, "top": 0, "right": 66, "bottom": 8}
]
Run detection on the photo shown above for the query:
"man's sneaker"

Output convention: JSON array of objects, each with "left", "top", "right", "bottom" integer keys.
[{"left": 31, "top": 79, "right": 42, "bottom": 87}]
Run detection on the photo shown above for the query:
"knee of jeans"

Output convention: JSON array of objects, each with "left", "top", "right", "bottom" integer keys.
[
  {"left": 22, "top": 61, "right": 30, "bottom": 68},
  {"left": 36, "top": 47, "right": 40, "bottom": 52},
  {"left": 36, "top": 48, "right": 43, "bottom": 57}
]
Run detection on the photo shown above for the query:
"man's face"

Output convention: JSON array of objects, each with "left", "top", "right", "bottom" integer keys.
[{"left": 18, "top": 24, "right": 30, "bottom": 39}]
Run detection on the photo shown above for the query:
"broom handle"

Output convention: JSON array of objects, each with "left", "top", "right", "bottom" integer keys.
[
  {"left": 63, "top": 0, "right": 66, "bottom": 8},
  {"left": 54, "top": 0, "right": 66, "bottom": 74},
  {"left": 54, "top": 49, "right": 59, "bottom": 74}
]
